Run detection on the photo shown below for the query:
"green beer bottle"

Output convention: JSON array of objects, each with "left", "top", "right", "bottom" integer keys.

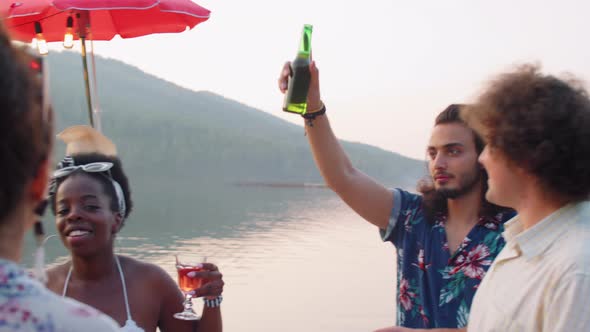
[{"left": 283, "top": 24, "right": 313, "bottom": 115}]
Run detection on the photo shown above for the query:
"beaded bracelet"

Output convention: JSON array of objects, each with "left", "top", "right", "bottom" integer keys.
[{"left": 203, "top": 295, "right": 223, "bottom": 308}]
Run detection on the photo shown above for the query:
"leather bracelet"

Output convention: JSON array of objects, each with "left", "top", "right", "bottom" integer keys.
[
  {"left": 203, "top": 295, "right": 223, "bottom": 308},
  {"left": 305, "top": 101, "right": 325, "bottom": 114},
  {"left": 302, "top": 104, "right": 326, "bottom": 127}
]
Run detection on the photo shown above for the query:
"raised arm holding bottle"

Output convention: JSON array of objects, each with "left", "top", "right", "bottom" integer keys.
[
  {"left": 279, "top": 59, "right": 393, "bottom": 231},
  {"left": 277, "top": 38, "right": 513, "bottom": 330}
]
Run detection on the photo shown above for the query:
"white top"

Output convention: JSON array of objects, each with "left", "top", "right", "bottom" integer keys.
[
  {"left": 63, "top": 256, "right": 144, "bottom": 332},
  {"left": 0, "top": 258, "right": 120, "bottom": 332},
  {"left": 468, "top": 201, "right": 590, "bottom": 332}
]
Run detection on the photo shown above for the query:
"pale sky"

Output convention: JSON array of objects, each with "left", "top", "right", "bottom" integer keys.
[{"left": 59, "top": 0, "right": 590, "bottom": 160}]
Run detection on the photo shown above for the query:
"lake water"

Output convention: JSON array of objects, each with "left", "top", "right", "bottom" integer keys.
[{"left": 24, "top": 185, "right": 398, "bottom": 331}]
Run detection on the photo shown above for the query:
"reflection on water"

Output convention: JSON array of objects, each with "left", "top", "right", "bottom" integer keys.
[{"left": 23, "top": 186, "right": 397, "bottom": 331}]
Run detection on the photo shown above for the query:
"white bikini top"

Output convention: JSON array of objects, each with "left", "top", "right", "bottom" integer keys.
[{"left": 62, "top": 256, "right": 144, "bottom": 332}]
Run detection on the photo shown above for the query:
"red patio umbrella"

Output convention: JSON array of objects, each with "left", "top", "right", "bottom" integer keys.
[{"left": 2, "top": 0, "right": 210, "bottom": 129}]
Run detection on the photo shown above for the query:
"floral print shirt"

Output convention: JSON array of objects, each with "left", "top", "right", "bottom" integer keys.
[
  {"left": 380, "top": 189, "right": 514, "bottom": 328},
  {"left": 0, "top": 258, "right": 119, "bottom": 331}
]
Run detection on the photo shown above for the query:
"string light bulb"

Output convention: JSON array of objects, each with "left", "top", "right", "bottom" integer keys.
[
  {"left": 34, "top": 22, "right": 48, "bottom": 55},
  {"left": 63, "top": 16, "right": 74, "bottom": 49}
]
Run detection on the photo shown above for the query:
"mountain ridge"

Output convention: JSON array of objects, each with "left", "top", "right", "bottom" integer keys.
[{"left": 46, "top": 51, "right": 425, "bottom": 190}]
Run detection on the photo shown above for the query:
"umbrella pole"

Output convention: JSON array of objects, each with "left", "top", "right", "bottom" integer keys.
[{"left": 80, "top": 36, "right": 95, "bottom": 128}]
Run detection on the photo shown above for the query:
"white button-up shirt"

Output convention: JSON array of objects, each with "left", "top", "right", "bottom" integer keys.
[{"left": 468, "top": 201, "right": 590, "bottom": 332}]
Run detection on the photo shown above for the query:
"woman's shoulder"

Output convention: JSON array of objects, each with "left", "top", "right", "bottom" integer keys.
[
  {"left": 46, "top": 261, "right": 71, "bottom": 292},
  {"left": 47, "top": 261, "right": 70, "bottom": 275},
  {"left": 118, "top": 255, "right": 175, "bottom": 287},
  {"left": 117, "top": 255, "right": 182, "bottom": 314}
]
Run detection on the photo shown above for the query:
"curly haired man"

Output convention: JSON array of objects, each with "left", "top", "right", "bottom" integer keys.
[{"left": 463, "top": 65, "right": 590, "bottom": 332}]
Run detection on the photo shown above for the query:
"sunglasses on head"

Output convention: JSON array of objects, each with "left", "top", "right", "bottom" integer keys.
[{"left": 52, "top": 162, "right": 114, "bottom": 179}]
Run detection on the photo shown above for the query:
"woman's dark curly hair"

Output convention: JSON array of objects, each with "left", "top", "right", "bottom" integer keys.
[
  {"left": 0, "top": 22, "right": 52, "bottom": 223},
  {"left": 50, "top": 153, "right": 133, "bottom": 227},
  {"left": 463, "top": 64, "right": 590, "bottom": 202}
]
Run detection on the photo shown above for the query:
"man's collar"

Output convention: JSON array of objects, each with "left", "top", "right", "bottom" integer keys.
[
  {"left": 502, "top": 216, "right": 524, "bottom": 242},
  {"left": 506, "top": 203, "right": 579, "bottom": 260}
]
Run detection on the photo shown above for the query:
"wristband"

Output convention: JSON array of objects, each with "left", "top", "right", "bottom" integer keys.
[
  {"left": 203, "top": 295, "right": 223, "bottom": 308},
  {"left": 302, "top": 104, "right": 326, "bottom": 127}
]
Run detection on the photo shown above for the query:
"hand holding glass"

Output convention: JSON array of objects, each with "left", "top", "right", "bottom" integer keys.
[{"left": 174, "top": 255, "right": 204, "bottom": 320}]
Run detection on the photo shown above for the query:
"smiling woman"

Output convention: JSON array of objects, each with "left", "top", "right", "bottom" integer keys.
[{"left": 45, "top": 125, "right": 224, "bottom": 332}]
